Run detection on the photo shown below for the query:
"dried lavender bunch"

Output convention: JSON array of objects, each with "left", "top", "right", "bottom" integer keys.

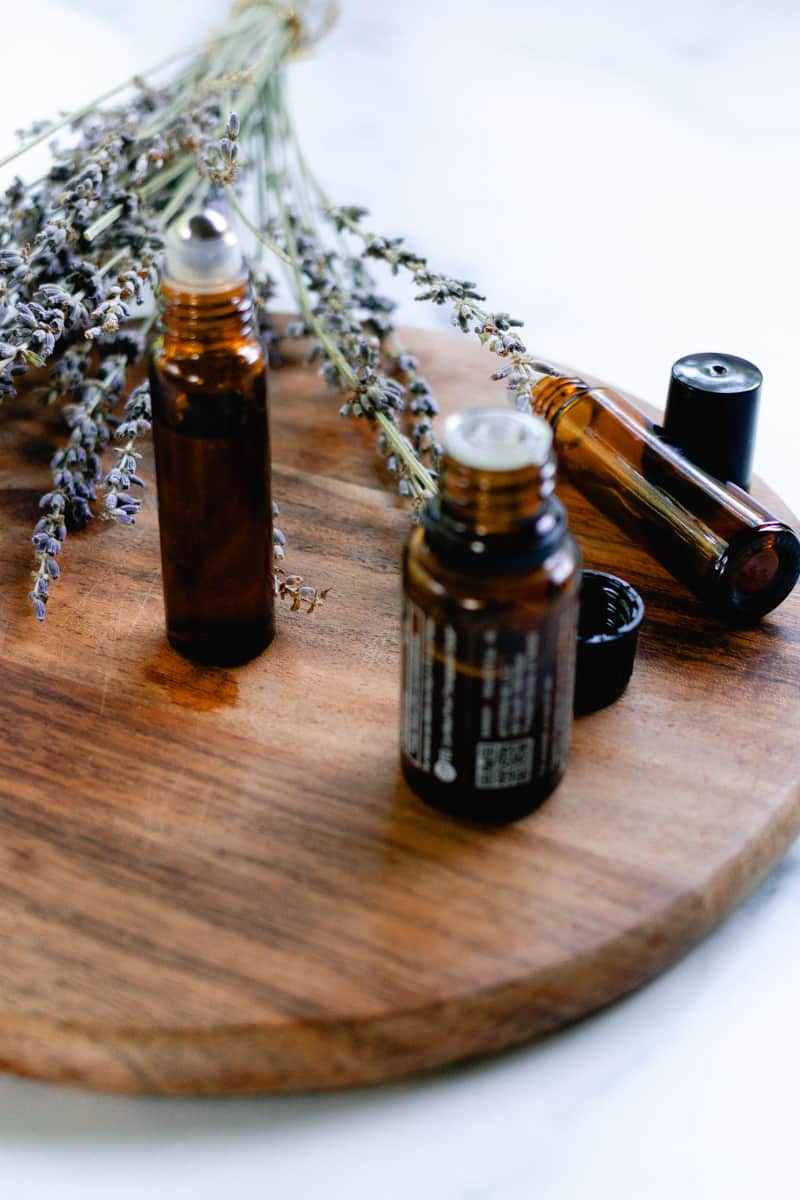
[{"left": 2, "top": 0, "right": 549, "bottom": 627}]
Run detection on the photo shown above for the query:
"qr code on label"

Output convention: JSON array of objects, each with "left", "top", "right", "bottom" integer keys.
[{"left": 475, "top": 738, "right": 534, "bottom": 790}]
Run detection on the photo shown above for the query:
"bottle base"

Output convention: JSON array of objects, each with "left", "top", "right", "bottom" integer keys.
[
  {"left": 167, "top": 619, "right": 274, "bottom": 668},
  {"left": 401, "top": 758, "right": 564, "bottom": 825}
]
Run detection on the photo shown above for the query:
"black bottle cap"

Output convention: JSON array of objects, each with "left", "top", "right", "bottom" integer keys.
[
  {"left": 574, "top": 571, "right": 645, "bottom": 715},
  {"left": 663, "top": 352, "right": 762, "bottom": 490}
]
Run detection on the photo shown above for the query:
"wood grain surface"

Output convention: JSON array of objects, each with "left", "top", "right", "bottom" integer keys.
[{"left": 0, "top": 326, "right": 798, "bottom": 1095}]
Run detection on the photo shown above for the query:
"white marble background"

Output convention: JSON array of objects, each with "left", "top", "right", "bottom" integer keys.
[{"left": 1, "top": 2, "right": 799, "bottom": 1197}]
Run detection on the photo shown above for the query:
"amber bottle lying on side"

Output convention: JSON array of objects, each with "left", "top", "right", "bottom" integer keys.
[{"left": 528, "top": 372, "right": 800, "bottom": 622}]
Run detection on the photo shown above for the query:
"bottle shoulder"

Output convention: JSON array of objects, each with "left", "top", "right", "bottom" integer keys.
[
  {"left": 150, "top": 336, "right": 265, "bottom": 387},
  {"left": 404, "top": 523, "right": 581, "bottom": 614}
]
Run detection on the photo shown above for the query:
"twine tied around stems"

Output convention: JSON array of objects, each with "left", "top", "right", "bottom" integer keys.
[{"left": 232, "top": 0, "right": 339, "bottom": 53}]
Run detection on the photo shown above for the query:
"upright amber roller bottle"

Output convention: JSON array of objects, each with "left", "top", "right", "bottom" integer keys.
[
  {"left": 528, "top": 371, "right": 800, "bottom": 621},
  {"left": 149, "top": 209, "right": 274, "bottom": 665},
  {"left": 402, "top": 409, "right": 581, "bottom": 824}
]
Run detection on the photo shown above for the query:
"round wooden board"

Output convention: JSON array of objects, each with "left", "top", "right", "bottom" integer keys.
[{"left": 0, "top": 327, "right": 798, "bottom": 1096}]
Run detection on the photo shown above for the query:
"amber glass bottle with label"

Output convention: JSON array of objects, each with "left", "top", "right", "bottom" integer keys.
[
  {"left": 401, "top": 409, "right": 581, "bottom": 823},
  {"left": 149, "top": 209, "right": 274, "bottom": 665}
]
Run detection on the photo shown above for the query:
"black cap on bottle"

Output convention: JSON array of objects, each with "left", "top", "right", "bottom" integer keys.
[
  {"left": 574, "top": 571, "right": 644, "bottom": 715},
  {"left": 662, "top": 352, "right": 761, "bottom": 491}
]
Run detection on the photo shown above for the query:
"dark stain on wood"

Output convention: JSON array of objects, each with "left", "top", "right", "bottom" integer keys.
[{"left": 145, "top": 648, "right": 239, "bottom": 711}]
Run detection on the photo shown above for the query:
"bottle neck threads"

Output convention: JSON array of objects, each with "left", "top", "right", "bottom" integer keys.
[
  {"left": 438, "top": 454, "right": 557, "bottom": 536},
  {"left": 159, "top": 278, "right": 256, "bottom": 352},
  {"left": 529, "top": 374, "right": 589, "bottom": 427}
]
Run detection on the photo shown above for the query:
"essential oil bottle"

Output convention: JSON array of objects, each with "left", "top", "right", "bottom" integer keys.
[
  {"left": 528, "top": 371, "right": 800, "bottom": 621},
  {"left": 149, "top": 209, "right": 274, "bottom": 666},
  {"left": 401, "top": 408, "right": 581, "bottom": 824}
]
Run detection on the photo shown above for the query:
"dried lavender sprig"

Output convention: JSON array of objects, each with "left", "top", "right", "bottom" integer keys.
[
  {"left": 29, "top": 506, "right": 66, "bottom": 621},
  {"left": 271, "top": 203, "right": 435, "bottom": 498},
  {"left": 275, "top": 568, "right": 329, "bottom": 614},
  {"left": 327, "top": 206, "right": 556, "bottom": 411},
  {"left": 380, "top": 339, "right": 441, "bottom": 475},
  {"left": 250, "top": 264, "right": 283, "bottom": 368},
  {"left": 101, "top": 381, "right": 151, "bottom": 524},
  {"left": 29, "top": 355, "right": 129, "bottom": 617},
  {"left": 272, "top": 499, "right": 285, "bottom": 561},
  {"left": 334, "top": 253, "right": 441, "bottom": 473}
]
